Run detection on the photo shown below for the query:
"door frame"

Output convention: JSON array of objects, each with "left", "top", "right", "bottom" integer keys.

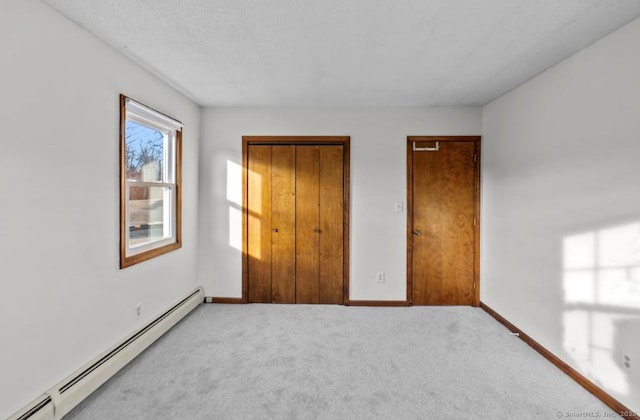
[
  {"left": 242, "top": 136, "right": 351, "bottom": 304},
  {"left": 406, "top": 136, "right": 481, "bottom": 306}
]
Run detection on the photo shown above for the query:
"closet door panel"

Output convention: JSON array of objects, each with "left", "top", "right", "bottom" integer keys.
[
  {"left": 247, "top": 146, "right": 272, "bottom": 303},
  {"left": 295, "top": 146, "right": 321, "bottom": 304},
  {"left": 270, "top": 146, "right": 296, "bottom": 303},
  {"left": 319, "top": 146, "right": 344, "bottom": 304}
]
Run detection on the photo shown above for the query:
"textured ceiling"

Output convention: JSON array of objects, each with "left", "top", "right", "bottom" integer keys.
[{"left": 40, "top": 0, "right": 640, "bottom": 107}]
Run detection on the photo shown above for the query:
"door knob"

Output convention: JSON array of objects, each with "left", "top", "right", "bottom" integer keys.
[
  {"left": 413, "top": 229, "right": 422, "bottom": 236},
  {"left": 314, "top": 229, "right": 322, "bottom": 233},
  {"left": 272, "top": 228, "right": 278, "bottom": 233}
]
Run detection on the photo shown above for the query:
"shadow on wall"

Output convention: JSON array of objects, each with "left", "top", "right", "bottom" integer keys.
[{"left": 562, "top": 221, "right": 640, "bottom": 402}]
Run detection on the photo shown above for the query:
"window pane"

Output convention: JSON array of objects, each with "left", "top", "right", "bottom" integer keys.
[
  {"left": 125, "top": 119, "right": 166, "bottom": 182},
  {"left": 128, "top": 185, "right": 173, "bottom": 247}
]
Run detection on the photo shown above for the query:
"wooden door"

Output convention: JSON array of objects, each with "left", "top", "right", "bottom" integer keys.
[
  {"left": 296, "top": 145, "right": 344, "bottom": 304},
  {"left": 247, "top": 145, "right": 296, "bottom": 303},
  {"left": 244, "top": 138, "right": 348, "bottom": 304},
  {"left": 408, "top": 137, "right": 480, "bottom": 306},
  {"left": 247, "top": 145, "right": 271, "bottom": 303},
  {"left": 318, "top": 146, "right": 345, "bottom": 304},
  {"left": 271, "top": 146, "right": 296, "bottom": 303},
  {"left": 295, "top": 146, "right": 320, "bottom": 303}
]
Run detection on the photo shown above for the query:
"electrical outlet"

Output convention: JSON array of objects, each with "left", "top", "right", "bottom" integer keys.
[
  {"left": 135, "top": 303, "right": 142, "bottom": 318},
  {"left": 623, "top": 353, "right": 631, "bottom": 370},
  {"left": 377, "top": 272, "right": 385, "bottom": 283}
]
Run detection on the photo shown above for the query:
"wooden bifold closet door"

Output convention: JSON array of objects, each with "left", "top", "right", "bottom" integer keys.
[{"left": 245, "top": 138, "right": 348, "bottom": 304}]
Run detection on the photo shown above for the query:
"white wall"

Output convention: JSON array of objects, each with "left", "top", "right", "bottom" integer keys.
[
  {"left": 198, "top": 107, "right": 482, "bottom": 300},
  {"left": 0, "top": 1, "right": 200, "bottom": 417},
  {"left": 482, "top": 17, "right": 640, "bottom": 412}
]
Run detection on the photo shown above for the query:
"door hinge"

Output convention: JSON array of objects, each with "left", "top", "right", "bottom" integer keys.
[
  {"left": 473, "top": 154, "right": 477, "bottom": 163},
  {"left": 473, "top": 217, "right": 477, "bottom": 227}
]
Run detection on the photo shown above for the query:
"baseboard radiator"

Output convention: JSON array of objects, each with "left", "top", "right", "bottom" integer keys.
[{"left": 8, "top": 287, "right": 204, "bottom": 420}]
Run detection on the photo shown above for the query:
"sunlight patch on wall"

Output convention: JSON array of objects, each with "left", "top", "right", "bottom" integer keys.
[
  {"left": 563, "top": 222, "right": 640, "bottom": 307},
  {"left": 226, "top": 160, "right": 245, "bottom": 252},
  {"left": 226, "top": 160, "right": 242, "bottom": 206},
  {"left": 562, "top": 221, "right": 640, "bottom": 397},
  {"left": 598, "top": 223, "right": 640, "bottom": 306}
]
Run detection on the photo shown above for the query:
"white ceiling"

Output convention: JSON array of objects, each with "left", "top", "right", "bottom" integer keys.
[{"left": 40, "top": 0, "right": 640, "bottom": 107}]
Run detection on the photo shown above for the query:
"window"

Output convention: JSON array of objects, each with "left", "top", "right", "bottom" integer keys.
[{"left": 120, "top": 95, "right": 182, "bottom": 268}]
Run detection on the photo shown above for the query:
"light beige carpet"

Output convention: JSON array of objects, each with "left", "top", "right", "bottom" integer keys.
[{"left": 66, "top": 304, "right": 619, "bottom": 419}]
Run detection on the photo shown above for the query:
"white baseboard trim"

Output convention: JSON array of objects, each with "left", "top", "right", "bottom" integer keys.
[{"left": 8, "top": 287, "right": 204, "bottom": 420}]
